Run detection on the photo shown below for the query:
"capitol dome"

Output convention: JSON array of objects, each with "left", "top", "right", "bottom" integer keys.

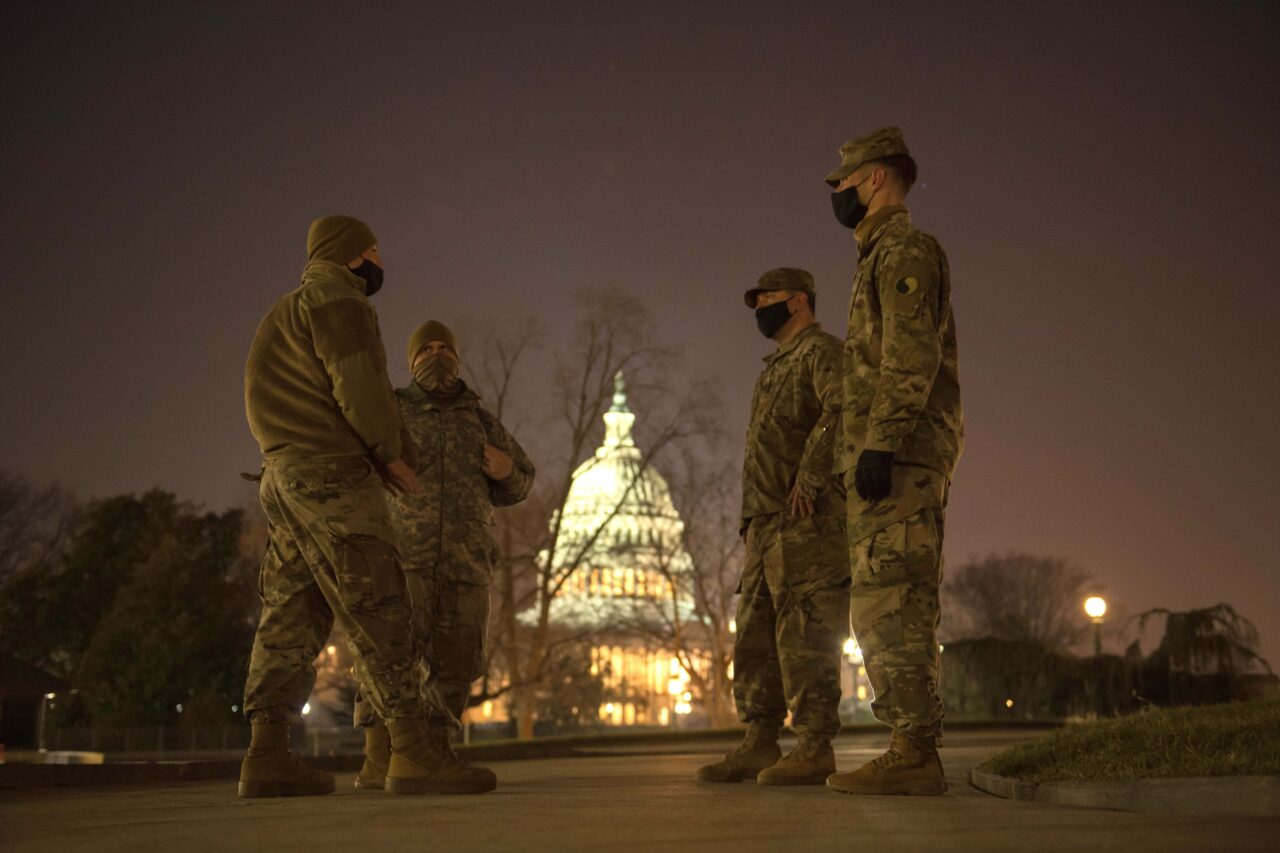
[
  {"left": 517, "top": 371, "right": 711, "bottom": 728},
  {"left": 538, "top": 371, "right": 695, "bottom": 631}
]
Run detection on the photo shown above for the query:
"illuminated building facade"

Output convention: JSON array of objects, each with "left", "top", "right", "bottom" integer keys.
[{"left": 536, "top": 371, "right": 707, "bottom": 726}]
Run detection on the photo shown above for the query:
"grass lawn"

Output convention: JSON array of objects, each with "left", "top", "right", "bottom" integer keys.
[{"left": 977, "top": 700, "right": 1280, "bottom": 783}]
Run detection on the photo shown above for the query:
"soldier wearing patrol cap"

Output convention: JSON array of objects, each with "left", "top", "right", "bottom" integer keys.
[
  {"left": 822, "top": 128, "right": 964, "bottom": 797},
  {"left": 697, "top": 268, "right": 849, "bottom": 786}
]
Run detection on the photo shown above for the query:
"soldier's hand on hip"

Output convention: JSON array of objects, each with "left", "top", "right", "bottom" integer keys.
[
  {"left": 788, "top": 483, "right": 816, "bottom": 518},
  {"left": 854, "top": 450, "right": 894, "bottom": 502},
  {"left": 382, "top": 457, "right": 422, "bottom": 496},
  {"left": 482, "top": 444, "right": 514, "bottom": 481}
]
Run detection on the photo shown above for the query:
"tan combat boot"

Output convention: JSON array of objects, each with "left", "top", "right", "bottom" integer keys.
[
  {"left": 384, "top": 718, "right": 497, "bottom": 795},
  {"left": 825, "top": 729, "right": 946, "bottom": 796},
  {"left": 756, "top": 733, "right": 836, "bottom": 785},
  {"left": 237, "top": 721, "right": 335, "bottom": 798},
  {"left": 696, "top": 720, "right": 783, "bottom": 783},
  {"left": 354, "top": 722, "right": 391, "bottom": 790}
]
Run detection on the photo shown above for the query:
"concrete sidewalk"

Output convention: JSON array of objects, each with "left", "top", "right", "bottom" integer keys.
[{"left": 3, "top": 728, "right": 1277, "bottom": 852}]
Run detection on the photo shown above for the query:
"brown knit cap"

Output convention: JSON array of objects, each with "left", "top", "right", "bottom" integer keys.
[
  {"left": 306, "top": 215, "right": 377, "bottom": 264},
  {"left": 406, "top": 320, "right": 459, "bottom": 369}
]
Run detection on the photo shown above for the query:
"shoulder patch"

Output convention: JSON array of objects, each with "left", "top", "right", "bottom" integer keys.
[
  {"left": 310, "top": 297, "right": 379, "bottom": 362},
  {"left": 881, "top": 263, "right": 935, "bottom": 319}
]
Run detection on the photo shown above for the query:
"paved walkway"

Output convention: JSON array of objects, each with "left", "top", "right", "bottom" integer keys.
[{"left": 3, "top": 729, "right": 1276, "bottom": 852}]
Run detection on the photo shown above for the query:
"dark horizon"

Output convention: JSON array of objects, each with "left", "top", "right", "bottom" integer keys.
[{"left": 2, "top": 1, "right": 1278, "bottom": 664}]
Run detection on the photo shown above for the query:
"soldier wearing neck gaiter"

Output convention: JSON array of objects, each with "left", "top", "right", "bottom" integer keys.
[{"left": 351, "top": 319, "right": 535, "bottom": 794}]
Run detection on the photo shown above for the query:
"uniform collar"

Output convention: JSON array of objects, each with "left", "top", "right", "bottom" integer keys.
[
  {"left": 400, "top": 379, "right": 479, "bottom": 407},
  {"left": 301, "top": 259, "right": 368, "bottom": 296},
  {"left": 763, "top": 322, "right": 823, "bottom": 365},
  {"left": 854, "top": 205, "right": 909, "bottom": 253}
]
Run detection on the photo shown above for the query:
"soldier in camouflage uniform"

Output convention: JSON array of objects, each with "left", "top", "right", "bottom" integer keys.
[
  {"left": 243, "top": 216, "right": 497, "bottom": 798},
  {"left": 698, "top": 268, "right": 849, "bottom": 786},
  {"left": 821, "top": 128, "right": 964, "bottom": 797},
  {"left": 353, "top": 320, "right": 534, "bottom": 794},
  {"left": 240, "top": 215, "right": 427, "bottom": 798}
]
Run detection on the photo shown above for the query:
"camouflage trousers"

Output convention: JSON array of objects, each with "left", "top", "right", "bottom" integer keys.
[
  {"left": 849, "top": 497, "right": 946, "bottom": 738},
  {"left": 243, "top": 456, "right": 425, "bottom": 723},
  {"left": 354, "top": 566, "right": 491, "bottom": 731},
  {"left": 733, "top": 505, "right": 849, "bottom": 738}
]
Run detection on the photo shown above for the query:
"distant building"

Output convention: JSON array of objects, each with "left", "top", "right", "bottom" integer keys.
[
  {"left": 0, "top": 655, "right": 66, "bottom": 751},
  {"left": 516, "top": 371, "right": 710, "bottom": 727}
]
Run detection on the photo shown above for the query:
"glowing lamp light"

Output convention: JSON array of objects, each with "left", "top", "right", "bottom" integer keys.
[
  {"left": 44, "top": 692, "right": 56, "bottom": 700},
  {"left": 1084, "top": 596, "right": 1107, "bottom": 620},
  {"left": 843, "top": 637, "right": 863, "bottom": 662},
  {"left": 326, "top": 645, "right": 338, "bottom": 656},
  {"left": 1005, "top": 698, "right": 1014, "bottom": 709},
  {"left": 302, "top": 702, "right": 312, "bottom": 715},
  {"left": 674, "top": 702, "right": 692, "bottom": 715},
  {"left": 729, "top": 619, "right": 737, "bottom": 634},
  {"left": 667, "top": 678, "right": 684, "bottom": 696}
]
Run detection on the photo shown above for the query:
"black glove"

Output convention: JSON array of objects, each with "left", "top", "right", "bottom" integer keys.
[{"left": 854, "top": 450, "right": 894, "bottom": 502}]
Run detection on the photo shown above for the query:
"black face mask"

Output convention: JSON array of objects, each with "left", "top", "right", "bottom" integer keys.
[
  {"left": 830, "top": 185, "right": 868, "bottom": 229},
  {"left": 755, "top": 300, "right": 793, "bottom": 339},
  {"left": 351, "top": 259, "right": 384, "bottom": 297}
]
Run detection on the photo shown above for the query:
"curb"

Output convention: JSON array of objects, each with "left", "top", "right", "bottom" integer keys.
[
  {"left": 3, "top": 720, "right": 1060, "bottom": 790},
  {"left": 969, "top": 768, "right": 1280, "bottom": 817},
  {"left": 0, "top": 745, "right": 590, "bottom": 790}
]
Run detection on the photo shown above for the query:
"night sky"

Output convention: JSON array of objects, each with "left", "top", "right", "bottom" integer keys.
[{"left": 3, "top": 2, "right": 1278, "bottom": 664}]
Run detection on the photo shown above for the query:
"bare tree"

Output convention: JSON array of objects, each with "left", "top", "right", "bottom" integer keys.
[
  {"left": 617, "top": 437, "right": 740, "bottom": 726},
  {"left": 460, "top": 314, "right": 545, "bottom": 436},
  {"left": 0, "top": 469, "right": 79, "bottom": 584},
  {"left": 462, "top": 288, "right": 722, "bottom": 738},
  {"left": 1138, "top": 603, "right": 1273, "bottom": 678},
  {"left": 942, "top": 552, "right": 1094, "bottom": 652}
]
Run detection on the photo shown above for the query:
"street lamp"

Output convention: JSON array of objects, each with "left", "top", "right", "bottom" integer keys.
[{"left": 1084, "top": 596, "right": 1107, "bottom": 656}]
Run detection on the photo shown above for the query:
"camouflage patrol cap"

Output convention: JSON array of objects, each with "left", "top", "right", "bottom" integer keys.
[
  {"left": 744, "top": 267, "right": 816, "bottom": 308},
  {"left": 824, "top": 126, "right": 914, "bottom": 187},
  {"left": 406, "top": 320, "right": 459, "bottom": 369}
]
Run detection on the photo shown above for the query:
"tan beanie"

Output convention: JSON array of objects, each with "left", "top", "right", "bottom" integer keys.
[
  {"left": 306, "top": 215, "right": 377, "bottom": 264},
  {"left": 406, "top": 320, "right": 459, "bottom": 369}
]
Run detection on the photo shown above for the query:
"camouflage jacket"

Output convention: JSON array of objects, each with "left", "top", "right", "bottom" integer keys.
[
  {"left": 389, "top": 381, "right": 534, "bottom": 585},
  {"left": 842, "top": 207, "right": 963, "bottom": 480},
  {"left": 245, "top": 260, "right": 405, "bottom": 464},
  {"left": 741, "top": 323, "right": 845, "bottom": 524}
]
